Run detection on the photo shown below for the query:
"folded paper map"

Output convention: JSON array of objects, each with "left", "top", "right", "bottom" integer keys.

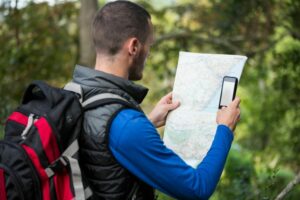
[{"left": 163, "top": 51, "right": 247, "bottom": 167}]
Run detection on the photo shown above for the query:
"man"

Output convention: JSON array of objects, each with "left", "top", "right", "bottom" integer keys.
[{"left": 74, "top": 1, "right": 241, "bottom": 200}]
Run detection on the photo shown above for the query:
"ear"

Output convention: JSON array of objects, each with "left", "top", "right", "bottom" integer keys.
[{"left": 127, "top": 38, "right": 140, "bottom": 56}]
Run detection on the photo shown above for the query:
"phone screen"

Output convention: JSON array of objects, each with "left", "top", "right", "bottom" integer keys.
[{"left": 219, "top": 77, "right": 237, "bottom": 108}]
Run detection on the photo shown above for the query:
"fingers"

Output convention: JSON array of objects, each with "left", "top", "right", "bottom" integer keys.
[
  {"left": 172, "top": 100, "right": 180, "bottom": 110},
  {"left": 166, "top": 100, "right": 180, "bottom": 111},
  {"left": 229, "top": 96, "right": 241, "bottom": 108},
  {"left": 236, "top": 108, "right": 241, "bottom": 121},
  {"left": 216, "top": 97, "right": 241, "bottom": 131},
  {"left": 164, "top": 92, "right": 173, "bottom": 99},
  {"left": 160, "top": 92, "right": 173, "bottom": 103}
]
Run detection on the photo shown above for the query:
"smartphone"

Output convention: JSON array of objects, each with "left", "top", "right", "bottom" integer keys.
[{"left": 218, "top": 76, "right": 238, "bottom": 109}]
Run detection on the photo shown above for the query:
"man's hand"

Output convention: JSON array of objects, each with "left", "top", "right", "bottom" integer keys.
[
  {"left": 216, "top": 97, "right": 241, "bottom": 132},
  {"left": 148, "top": 92, "right": 180, "bottom": 128}
]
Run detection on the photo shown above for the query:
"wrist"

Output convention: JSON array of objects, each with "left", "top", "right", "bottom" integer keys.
[
  {"left": 148, "top": 114, "right": 158, "bottom": 127},
  {"left": 217, "top": 124, "right": 234, "bottom": 140},
  {"left": 218, "top": 123, "right": 233, "bottom": 132}
]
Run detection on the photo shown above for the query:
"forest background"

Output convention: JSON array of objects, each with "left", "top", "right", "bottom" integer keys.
[{"left": 0, "top": 0, "right": 299, "bottom": 199}]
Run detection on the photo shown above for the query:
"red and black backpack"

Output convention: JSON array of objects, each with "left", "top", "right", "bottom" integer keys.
[{"left": 0, "top": 80, "right": 134, "bottom": 200}]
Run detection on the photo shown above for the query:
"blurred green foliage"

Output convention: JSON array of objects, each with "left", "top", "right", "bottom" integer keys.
[
  {"left": 0, "top": 1, "right": 78, "bottom": 136},
  {"left": 0, "top": 0, "right": 299, "bottom": 199}
]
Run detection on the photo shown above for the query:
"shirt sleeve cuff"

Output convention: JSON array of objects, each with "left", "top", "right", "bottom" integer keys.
[{"left": 217, "top": 124, "right": 234, "bottom": 142}]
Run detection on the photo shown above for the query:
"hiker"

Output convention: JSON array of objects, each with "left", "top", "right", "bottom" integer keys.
[{"left": 75, "top": 1, "right": 241, "bottom": 199}]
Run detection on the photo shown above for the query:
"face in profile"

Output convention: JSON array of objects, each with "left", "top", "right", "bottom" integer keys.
[
  {"left": 129, "top": 21, "right": 154, "bottom": 81},
  {"left": 129, "top": 45, "right": 149, "bottom": 80}
]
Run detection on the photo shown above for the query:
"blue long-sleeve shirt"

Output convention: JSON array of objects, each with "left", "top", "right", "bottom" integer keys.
[{"left": 109, "top": 108, "right": 233, "bottom": 200}]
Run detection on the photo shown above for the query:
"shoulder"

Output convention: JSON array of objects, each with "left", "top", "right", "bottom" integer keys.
[
  {"left": 109, "top": 108, "right": 157, "bottom": 149},
  {"left": 82, "top": 103, "right": 123, "bottom": 137},
  {"left": 114, "top": 108, "right": 144, "bottom": 120},
  {"left": 110, "top": 108, "right": 152, "bottom": 134},
  {"left": 112, "top": 108, "right": 148, "bottom": 126}
]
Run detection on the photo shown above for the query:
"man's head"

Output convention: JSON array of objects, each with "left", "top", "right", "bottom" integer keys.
[{"left": 92, "top": 1, "right": 153, "bottom": 80}]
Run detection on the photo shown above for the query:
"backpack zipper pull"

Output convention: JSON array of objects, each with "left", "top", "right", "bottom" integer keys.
[{"left": 21, "top": 114, "right": 35, "bottom": 140}]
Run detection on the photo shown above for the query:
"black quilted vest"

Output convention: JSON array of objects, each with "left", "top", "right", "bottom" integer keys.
[{"left": 73, "top": 65, "right": 155, "bottom": 200}]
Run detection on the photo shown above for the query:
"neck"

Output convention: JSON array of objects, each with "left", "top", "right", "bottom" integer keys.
[{"left": 94, "top": 53, "right": 129, "bottom": 79}]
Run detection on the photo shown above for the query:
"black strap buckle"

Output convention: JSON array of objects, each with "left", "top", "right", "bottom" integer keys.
[{"left": 48, "top": 156, "right": 68, "bottom": 173}]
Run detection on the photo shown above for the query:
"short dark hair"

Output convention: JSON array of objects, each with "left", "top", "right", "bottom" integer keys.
[{"left": 92, "top": 1, "right": 151, "bottom": 55}]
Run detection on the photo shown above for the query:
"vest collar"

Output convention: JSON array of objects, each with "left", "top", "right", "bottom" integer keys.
[{"left": 73, "top": 65, "right": 148, "bottom": 104}]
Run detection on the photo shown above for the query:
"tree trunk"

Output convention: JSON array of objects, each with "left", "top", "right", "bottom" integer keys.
[{"left": 79, "top": 0, "right": 98, "bottom": 67}]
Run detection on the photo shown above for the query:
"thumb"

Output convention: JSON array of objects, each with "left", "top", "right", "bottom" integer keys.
[{"left": 166, "top": 101, "right": 180, "bottom": 111}]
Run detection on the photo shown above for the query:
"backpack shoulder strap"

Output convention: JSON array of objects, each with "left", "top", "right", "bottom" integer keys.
[
  {"left": 64, "top": 82, "right": 140, "bottom": 111},
  {"left": 82, "top": 93, "right": 140, "bottom": 111},
  {"left": 64, "top": 82, "right": 83, "bottom": 103},
  {"left": 65, "top": 82, "right": 141, "bottom": 199}
]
